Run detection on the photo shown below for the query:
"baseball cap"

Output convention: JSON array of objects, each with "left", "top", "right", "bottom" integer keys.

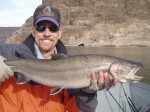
[{"left": 33, "top": 4, "right": 61, "bottom": 28}]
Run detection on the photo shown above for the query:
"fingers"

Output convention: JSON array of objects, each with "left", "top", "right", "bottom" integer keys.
[
  {"left": 96, "top": 71, "right": 117, "bottom": 90},
  {"left": 98, "top": 71, "right": 117, "bottom": 90},
  {"left": 97, "top": 71, "right": 105, "bottom": 90},
  {"left": 82, "top": 71, "right": 118, "bottom": 93},
  {"left": 104, "top": 72, "right": 113, "bottom": 90},
  {"left": 0, "top": 57, "right": 14, "bottom": 84},
  {"left": 0, "top": 55, "right": 6, "bottom": 61},
  {"left": 0, "top": 66, "right": 10, "bottom": 84},
  {"left": 5, "top": 65, "right": 14, "bottom": 76},
  {"left": 81, "top": 72, "right": 99, "bottom": 93},
  {"left": 91, "top": 72, "right": 105, "bottom": 91},
  {"left": 91, "top": 72, "right": 97, "bottom": 82},
  {"left": 82, "top": 72, "right": 105, "bottom": 93},
  {"left": 99, "top": 71, "right": 105, "bottom": 83}
]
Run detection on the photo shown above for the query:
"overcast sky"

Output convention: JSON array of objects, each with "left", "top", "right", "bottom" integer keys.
[{"left": 0, "top": 0, "right": 42, "bottom": 27}]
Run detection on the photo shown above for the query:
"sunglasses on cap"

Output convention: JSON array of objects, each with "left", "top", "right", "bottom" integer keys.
[{"left": 35, "top": 24, "right": 59, "bottom": 33}]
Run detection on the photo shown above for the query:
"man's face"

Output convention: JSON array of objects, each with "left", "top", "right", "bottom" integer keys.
[{"left": 32, "top": 21, "right": 62, "bottom": 53}]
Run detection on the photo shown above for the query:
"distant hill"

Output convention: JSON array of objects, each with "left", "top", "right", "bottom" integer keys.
[
  {"left": 0, "top": 27, "right": 19, "bottom": 43},
  {"left": 6, "top": 0, "right": 150, "bottom": 46}
]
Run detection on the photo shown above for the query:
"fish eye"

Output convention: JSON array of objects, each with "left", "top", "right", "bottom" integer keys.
[{"left": 131, "top": 65, "right": 135, "bottom": 68}]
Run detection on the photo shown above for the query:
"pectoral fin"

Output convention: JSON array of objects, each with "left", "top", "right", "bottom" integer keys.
[
  {"left": 16, "top": 73, "right": 30, "bottom": 84},
  {"left": 110, "top": 62, "right": 120, "bottom": 78},
  {"left": 50, "top": 87, "right": 64, "bottom": 95}
]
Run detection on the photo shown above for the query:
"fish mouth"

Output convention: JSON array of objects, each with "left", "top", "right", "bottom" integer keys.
[{"left": 126, "top": 67, "right": 143, "bottom": 81}]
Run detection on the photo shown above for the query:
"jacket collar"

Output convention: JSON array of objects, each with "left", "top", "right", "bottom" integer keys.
[
  {"left": 23, "top": 34, "right": 67, "bottom": 56},
  {"left": 15, "top": 44, "right": 37, "bottom": 59}
]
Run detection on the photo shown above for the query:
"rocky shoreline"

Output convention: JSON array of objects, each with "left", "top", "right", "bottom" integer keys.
[{"left": 5, "top": 0, "right": 150, "bottom": 47}]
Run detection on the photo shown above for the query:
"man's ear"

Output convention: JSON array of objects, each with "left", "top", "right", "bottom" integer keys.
[{"left": 58, "top": 28, "right": 63, "bottom": 39}]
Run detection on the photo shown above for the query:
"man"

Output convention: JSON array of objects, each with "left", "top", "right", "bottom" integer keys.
[{"left": 0, "top": 4, "right": 117, "bottom": 112}]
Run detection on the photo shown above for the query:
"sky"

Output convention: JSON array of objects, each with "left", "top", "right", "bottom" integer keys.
[{"left": 0, "top": 0, "right": 42, "bottom": 27}]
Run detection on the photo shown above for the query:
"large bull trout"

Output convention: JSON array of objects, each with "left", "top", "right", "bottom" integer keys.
[{"left": 4, "top": 54, "right": 143, "bottom": 94}]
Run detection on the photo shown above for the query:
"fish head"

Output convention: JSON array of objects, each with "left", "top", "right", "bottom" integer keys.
[{"left": 110, "top": 60, "right": 144, "bottom": 82}]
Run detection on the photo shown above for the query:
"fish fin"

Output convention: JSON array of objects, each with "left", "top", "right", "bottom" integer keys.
[
  {"left": 110, "top": 62, "right": 120, "bottom": 79},
  {"left": 50, "top": 87, "right": 64, "bottom": 95},
  {"left": 51, "top": 53, "right": 68, "bottom": 60},
  {"left": 16, "top": 73, "right": 30, "bottom": 84}
]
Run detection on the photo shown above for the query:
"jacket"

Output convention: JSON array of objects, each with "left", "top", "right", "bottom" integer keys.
[{"left": 0, "top": 34, "right": 98, "bottom": 112}]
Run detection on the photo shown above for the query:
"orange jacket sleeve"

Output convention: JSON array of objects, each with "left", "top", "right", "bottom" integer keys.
[{"left": 0, "top": 76, "right": 81, "bottom": 112}]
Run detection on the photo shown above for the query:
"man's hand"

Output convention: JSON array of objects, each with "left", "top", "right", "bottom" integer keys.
[
  {"left": 0, "top": 55, "right": 14, "bottom": 84},
  {"left": 81, "top": 71, "right": 117, "bottom": 93}
]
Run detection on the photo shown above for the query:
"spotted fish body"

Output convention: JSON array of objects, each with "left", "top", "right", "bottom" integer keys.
[{"left": 5, "top": 54, "right": 143, "bottom": 89}]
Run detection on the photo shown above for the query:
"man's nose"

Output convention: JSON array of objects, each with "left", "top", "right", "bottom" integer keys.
[{"left": 43, "top": 28, "right": 51, "bottom": 36}]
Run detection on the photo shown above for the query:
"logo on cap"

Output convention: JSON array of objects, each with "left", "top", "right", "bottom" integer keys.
[
  {"left": 43, "top": 6, "right": 54, "bottom": 16},
  {"left": 43, "top": 6, "right": 51, "bottom": 12}
]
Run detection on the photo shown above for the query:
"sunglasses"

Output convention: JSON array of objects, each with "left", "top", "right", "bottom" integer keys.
[{"left": 35, "top": 25, "right": 59, "bottom": 33}]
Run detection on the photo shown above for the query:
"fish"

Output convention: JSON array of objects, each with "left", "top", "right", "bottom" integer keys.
[{"left": 4, "top": 54, "right": 143, "bottom": 94}]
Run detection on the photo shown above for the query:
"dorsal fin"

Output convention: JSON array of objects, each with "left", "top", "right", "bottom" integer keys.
[{"left": 51, "top": 53, "right": 68, "bottom": 60}]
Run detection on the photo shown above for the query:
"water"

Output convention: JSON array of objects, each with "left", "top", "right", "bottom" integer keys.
[
  {"left": 67, "top": 46, "right": 150, "bottom": 112},
  {"left": 67, "top": 46, "right": 150, "bottom": 84}
]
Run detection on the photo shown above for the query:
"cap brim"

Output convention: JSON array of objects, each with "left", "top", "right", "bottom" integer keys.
[{"left": 34, "top": 17, "right": 60, "bottom": 28}]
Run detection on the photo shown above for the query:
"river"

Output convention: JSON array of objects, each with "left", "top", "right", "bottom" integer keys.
[{"left": 67, "top": 46, "right": 150, "bottom": 84}]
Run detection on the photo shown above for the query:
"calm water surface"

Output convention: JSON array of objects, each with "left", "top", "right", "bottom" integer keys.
[{"left": 67, "top": 46, "right": 150, "bottom": 84}]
